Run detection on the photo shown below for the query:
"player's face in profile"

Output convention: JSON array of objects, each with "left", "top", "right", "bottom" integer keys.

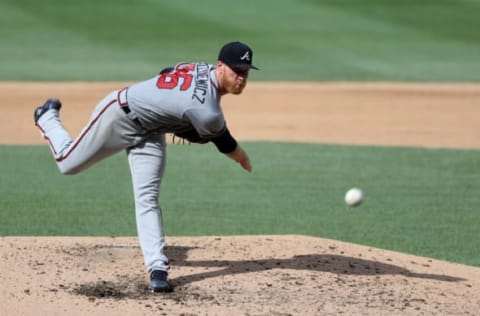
[{"left": 218, "top": 62, "right": 249, "bottom": 95}]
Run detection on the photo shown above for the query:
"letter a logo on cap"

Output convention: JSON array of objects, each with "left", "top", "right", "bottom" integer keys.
[
  {"left": 240, "top": 51, "right": 250, "bottom": 61},
  {"left": 218, "top": 41, "right": 259, "bottom": 69}
]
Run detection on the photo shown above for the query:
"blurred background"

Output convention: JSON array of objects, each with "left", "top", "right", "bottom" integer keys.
[{"left": 1, "top": 0, "right": 479, "bottom": 82}]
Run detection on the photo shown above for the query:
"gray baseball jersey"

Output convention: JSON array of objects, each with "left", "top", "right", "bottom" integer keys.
[{"left": 128, "top": 62, "right": 226, "bottom": 138}]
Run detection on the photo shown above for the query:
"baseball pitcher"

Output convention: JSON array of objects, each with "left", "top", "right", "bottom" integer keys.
[{"left": 34, "top": 41, "right": 258, "bottom": 292}]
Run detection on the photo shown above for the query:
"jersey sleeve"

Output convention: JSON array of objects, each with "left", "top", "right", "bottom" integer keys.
[{"left": 183, "top": 108, "right": 226, "bottom": 138}]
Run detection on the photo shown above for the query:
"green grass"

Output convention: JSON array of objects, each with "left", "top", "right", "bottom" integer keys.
[
  {"left": 1, "top": 0, "right": 480, "bottom": 81},
  {"left": 1, "top": 143, "right": 479, "bottom": 267}
]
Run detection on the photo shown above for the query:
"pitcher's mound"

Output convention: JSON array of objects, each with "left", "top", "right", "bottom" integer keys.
[{"left": 1, "top": 235, "right": 479, "bottom": 315}]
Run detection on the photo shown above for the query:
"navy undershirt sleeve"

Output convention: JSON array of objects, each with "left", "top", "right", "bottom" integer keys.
[{"left": 210, "top": 128, "right": 237, "bottom": 154}]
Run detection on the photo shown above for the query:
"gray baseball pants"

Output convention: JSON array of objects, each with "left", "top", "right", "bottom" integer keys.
[{"left": 36, "top": 89, "right": 169, "bottom": 273}]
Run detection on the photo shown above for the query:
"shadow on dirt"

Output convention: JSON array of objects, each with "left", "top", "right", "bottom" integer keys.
[
  {"left": 71, "top": 244, "right": 464, "bottom": 300},
  {"left": 166, "top": 246, "right": 465, "bottom": 288}
]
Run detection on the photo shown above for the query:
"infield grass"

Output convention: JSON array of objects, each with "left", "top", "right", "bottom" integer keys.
[{"left": 1, "top": 143, "right": 479, "bottom": 267}]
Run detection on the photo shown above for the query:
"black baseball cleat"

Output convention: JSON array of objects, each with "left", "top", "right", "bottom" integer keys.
[
  {"left": 149, "top": 270, "right": 173, "bottom": 293},
  {"left": 34, "top": 98, "right": 62, "bottom": 124}
]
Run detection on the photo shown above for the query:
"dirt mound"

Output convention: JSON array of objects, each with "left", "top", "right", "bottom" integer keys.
[{"left": 1, "top": 236, "right": 479, "bottom": 315}]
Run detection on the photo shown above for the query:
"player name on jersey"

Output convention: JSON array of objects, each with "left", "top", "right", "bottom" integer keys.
[{"left": 192, "top": 62, "right": 210, "bottom": 104}]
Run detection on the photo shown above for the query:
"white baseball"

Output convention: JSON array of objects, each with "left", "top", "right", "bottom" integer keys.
[{"left": 345, "top": 188, "right": 363, "bottom": 206}]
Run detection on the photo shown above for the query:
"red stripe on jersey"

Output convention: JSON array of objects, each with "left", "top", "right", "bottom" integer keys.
[
  {"left": 35, "top": 123, "right": 59, "bottom": 155},
  {"left": 55, "top": 99, "right": 117, "bottom": 162}
]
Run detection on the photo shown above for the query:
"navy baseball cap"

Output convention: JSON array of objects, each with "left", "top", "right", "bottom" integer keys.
[{"left": 218, "top": 41, "right": 259, "bottom": 70}]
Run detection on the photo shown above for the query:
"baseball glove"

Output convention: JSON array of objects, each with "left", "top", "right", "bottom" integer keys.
[{"left": 173, "top": 128, "right": 209, "bottom": 144}]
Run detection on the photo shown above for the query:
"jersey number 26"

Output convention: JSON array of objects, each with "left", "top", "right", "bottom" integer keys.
[{"left": 156, "top": 64, "right": 194, "bottom": 91}]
